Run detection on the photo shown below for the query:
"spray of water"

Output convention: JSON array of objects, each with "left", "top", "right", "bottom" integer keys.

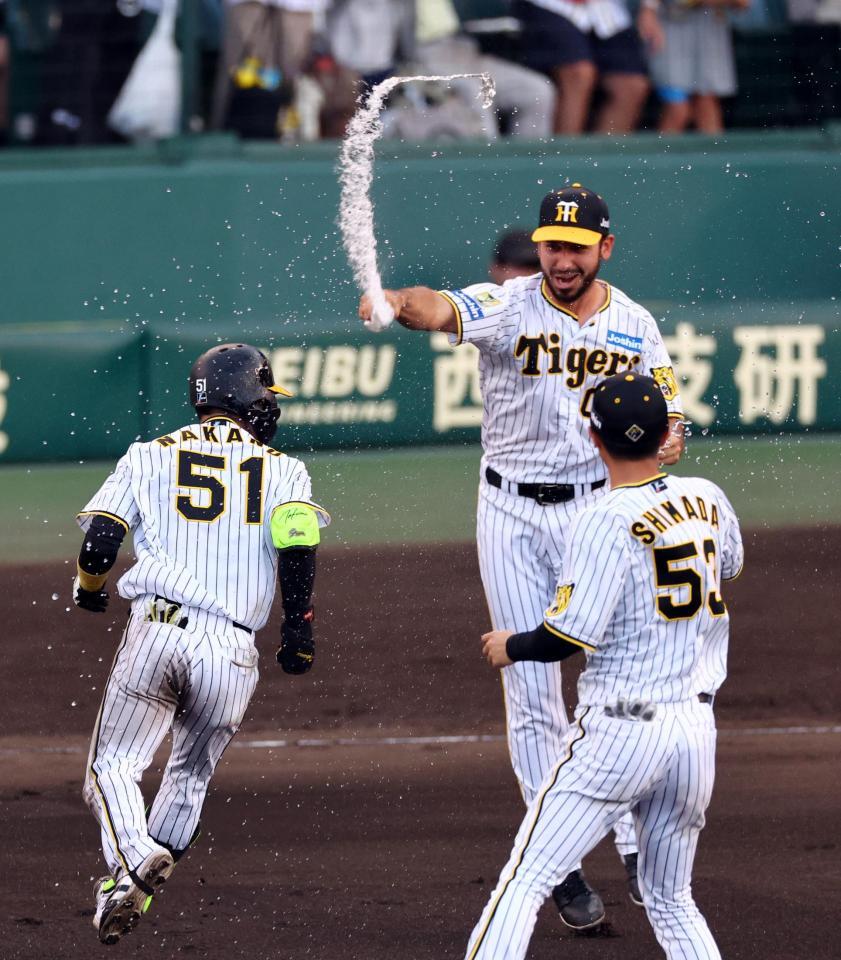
[{"left": 338, "top": 73, "right": 496, "bottom": 332}]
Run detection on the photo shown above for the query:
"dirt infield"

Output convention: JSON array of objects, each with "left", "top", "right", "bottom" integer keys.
[{"left": 2, "top": 527, "right": 840, "bottom": 959}]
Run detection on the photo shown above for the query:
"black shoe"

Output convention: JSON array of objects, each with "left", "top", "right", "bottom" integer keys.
[
  {"left": 623, "top": 853, "right": 644, "bottom": 907},
  {"left": 552, "top": 870, "right": 606, "bottom": 931}
]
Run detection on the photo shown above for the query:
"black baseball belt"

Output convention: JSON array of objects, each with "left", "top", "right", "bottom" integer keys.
[
  {"left": 485, "top": 466, "right": 606, "bottom": 506},
  {"left": 149, "top": 595, "right": 253, "bottom": 635}
]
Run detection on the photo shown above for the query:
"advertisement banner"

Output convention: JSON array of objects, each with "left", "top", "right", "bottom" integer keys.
[{"left": 0, "top": 303, "right": 837, "bottom": 464}]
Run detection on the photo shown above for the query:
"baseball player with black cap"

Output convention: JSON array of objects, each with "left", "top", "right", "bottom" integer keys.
[
  {"left": 72, "top": 343, "right": 330, "bottom": 945},
  {"left": 468, "top": 371, "right": 743, "bottom": 960},
  {"left": 360, "top": 184, "right": 685, "bottom": 929}
]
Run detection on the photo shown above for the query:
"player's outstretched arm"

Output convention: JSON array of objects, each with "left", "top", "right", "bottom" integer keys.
[
  {"left": 73, "top": 514, "right": 127, "bottom": 613},
  {"left": 358, "top": 287, "right": 458, "bottom": 333}
]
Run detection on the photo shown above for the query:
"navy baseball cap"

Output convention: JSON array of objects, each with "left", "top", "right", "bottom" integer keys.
[
  {"left": 492, "top": 230, "right": 540, "bottom": 268},
  {"left": 590, "top": 373, "right": 668, "bottom": 450},
  {"left": 532, "top": 183, "right": 610, "bottom": 246}
]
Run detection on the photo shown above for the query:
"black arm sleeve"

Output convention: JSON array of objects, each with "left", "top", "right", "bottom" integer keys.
[
  {"left": 78, "top": 515, "right": 127, "bottom": 576},
  {"left": 277, "top": 546, "right": 316, "bottom": 624},
  {"left": 506, "top": 623, "right": 583, "bottom": 663}
]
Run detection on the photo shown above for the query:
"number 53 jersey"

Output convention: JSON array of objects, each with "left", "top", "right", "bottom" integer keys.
[
  {"left": 544, "top": 472, "right": 744, "bottom": 706},
  {"left": 77, "top": 417, "right": 330, "bottom": 632}
]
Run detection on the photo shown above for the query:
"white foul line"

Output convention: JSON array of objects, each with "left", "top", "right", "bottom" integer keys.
[
  {"left": 2, "top": 726, "right": 840, "bottom": 758},
  {"left": 231, "top": 725, "right": 841, "bottom": 750}
]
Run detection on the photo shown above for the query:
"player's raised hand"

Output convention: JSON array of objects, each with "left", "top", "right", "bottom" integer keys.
[
  {"left": 659, "top": 420, "right": 686, "bottom": 466},
  {"left": 482, "top": 630, "right": 514, "bottom": 668},
  {"left": 358, "top": 289, "right": 405, "bottom": 325}
]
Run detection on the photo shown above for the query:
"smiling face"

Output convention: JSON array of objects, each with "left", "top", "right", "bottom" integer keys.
[{"left": 538, "top": 236, "right": 614, "bottom": 304}]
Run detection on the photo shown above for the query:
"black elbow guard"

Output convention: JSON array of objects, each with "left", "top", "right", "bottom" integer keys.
[
  {"left": 277, "top": 546, "right": 316, "bottom": 624},
  {"left": 78, "top": 515, "right": 127, "bottom": 576},
  {"left": 506, "top": 623, "right": 582, "bottom": 663}
]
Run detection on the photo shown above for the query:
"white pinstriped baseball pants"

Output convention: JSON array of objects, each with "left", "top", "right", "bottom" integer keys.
[
  {"left": 84, "top": 605, "right": 258, "bottom": 878},
  {"left": 476, "top": 479, "right": 636, "bottom": 855},
  {"left": 465, "top": 700, "right": 721, "bottom": 960}
]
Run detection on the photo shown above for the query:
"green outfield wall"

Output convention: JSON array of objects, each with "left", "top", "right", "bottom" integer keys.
[{"left": 0, "top": 132, "right": 837, "bottom": 461}]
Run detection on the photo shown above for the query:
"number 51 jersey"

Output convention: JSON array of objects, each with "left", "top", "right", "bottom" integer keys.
[
  {"left": 544, "top": 472, "right": 744, "bottom": 706},
  {"left": 77, "top": 417, "right": 330, "bottom": 632}
]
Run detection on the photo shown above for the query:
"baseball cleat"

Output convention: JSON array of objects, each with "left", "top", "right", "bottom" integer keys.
[
  {"left": 623, "top": 853, "right": 644, "bottom": 907},
  {"left": 92, "top": 876, "right": 116, "bottom": 934},
  {"left": 94, "top": 849, "right": 175, "bottom": 946},
  {"left": 552, "top": 869, "right": 606, "bottom": 931}
]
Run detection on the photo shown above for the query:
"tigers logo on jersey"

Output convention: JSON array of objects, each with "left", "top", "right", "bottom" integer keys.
[
  {"left": 546, "top": 583, "right": 574, "bottom": 618},
  {"left": 651, "top": 366, "right": 678, "bottom": 401}
]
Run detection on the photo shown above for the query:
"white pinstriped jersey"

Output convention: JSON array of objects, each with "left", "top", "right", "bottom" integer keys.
[
  {"left": 440, "top": 275, "right": 683, "bottom": 485},
  {"left": 543, "top": 473, "right": 743, "bottom": 705},
  {"left": 77, "top": 416, "right": 329, "bottom": 632},
  {"left": 523, "top": 0, "right": 632, "bottom": 39}
]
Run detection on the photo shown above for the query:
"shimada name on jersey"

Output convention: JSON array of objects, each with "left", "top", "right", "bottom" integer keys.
[{"left": 629, "top": 491, "right": 722, "bottom": 545}]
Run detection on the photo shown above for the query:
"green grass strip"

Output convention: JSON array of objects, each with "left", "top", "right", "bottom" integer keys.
[{"left": 0, "top": 435, "right": 838, "bottom": 564}]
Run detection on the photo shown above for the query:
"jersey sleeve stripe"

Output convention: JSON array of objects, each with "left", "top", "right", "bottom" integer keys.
[
  {"left": 542, "top": 621, "right": 596, "bottom": 652},
  {"left": 76, "top": 510, "right": 130, "bottom": 533},
  {"left": 436, "top": 291, "right": 463, "bottom": 344}
]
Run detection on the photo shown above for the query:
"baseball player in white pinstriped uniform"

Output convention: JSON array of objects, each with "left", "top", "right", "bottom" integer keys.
[
  {"left": 360, "top": 184, "right": 685, "bottom": 927},
  {"left": 471, "top": 372, "right": 743, "bottom": 960},
  {"left": 72, "top": 344, "right": 329, "bottom": 945}
]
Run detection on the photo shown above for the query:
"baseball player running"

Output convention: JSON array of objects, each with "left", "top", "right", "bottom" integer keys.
[
  {"left": 359, "top": 184, "right": 685, "bottom": 927},
  {"left": 73, "top": 343, "right": 329, "bottom": 946},
  {"left": 468, "top": 372, "right": 743, "bottom": 960}
]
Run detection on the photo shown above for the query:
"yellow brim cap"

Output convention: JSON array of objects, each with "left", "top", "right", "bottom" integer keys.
[
  {"left": 268, "top": 384, "right": 294, "bottom": 398},
  {"left": 531, "top": 226, "right": 604, "bottom": 245}
]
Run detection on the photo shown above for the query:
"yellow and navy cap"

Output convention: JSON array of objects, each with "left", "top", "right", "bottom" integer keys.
[
  {"left": 590, "top": 373, "right": 667, "bottom": 449},
  {"left": 531, "top": 183, "right": 610, "bottom": 246}
]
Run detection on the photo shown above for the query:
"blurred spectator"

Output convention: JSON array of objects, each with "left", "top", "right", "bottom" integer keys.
[
  {"left": 787, "top": 0, "right": 841, "bottom": 124},
  {"left": 211, "top": 0, "right": 326, "bottom": 131},
  {"left": 512, "top": 0, "right": 662, "bottom": 134},
  {"left": 489, "top": 229, "right": 540, "bottom": 283},
  {"left": 5, "top": 0, "right": 139, "bottom": 146},
  {"left": 410, "top": 0, "right": 554, "bottom": 139},
  {"left": 647, "top": 0, "right": 749, "bottom": 133},
  {"left": 327, "top": 0, "right": 414, "bottom": 85}
]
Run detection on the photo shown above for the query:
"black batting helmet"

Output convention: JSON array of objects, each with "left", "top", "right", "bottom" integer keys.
[
  {"left": 189, "top": 343, "right": 291, "bottom": 445},
  {"left": 590, "top": 373, "right": 668, "bottom": 459}
]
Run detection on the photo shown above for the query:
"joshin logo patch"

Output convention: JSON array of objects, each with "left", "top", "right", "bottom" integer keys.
[
  {"left": 447, "top": 289, "right": 485, "bottom": 321},
  {"left": 606, "top": 330, "right": 644, "bottom": 353}
]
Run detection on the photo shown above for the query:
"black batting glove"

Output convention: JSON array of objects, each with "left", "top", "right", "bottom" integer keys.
[
  {"left": 72, "top": 575, "right": 110, "bottom": 613},
  {"left": 276, "top": 607, "right": 314, "bottom": 675}
]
